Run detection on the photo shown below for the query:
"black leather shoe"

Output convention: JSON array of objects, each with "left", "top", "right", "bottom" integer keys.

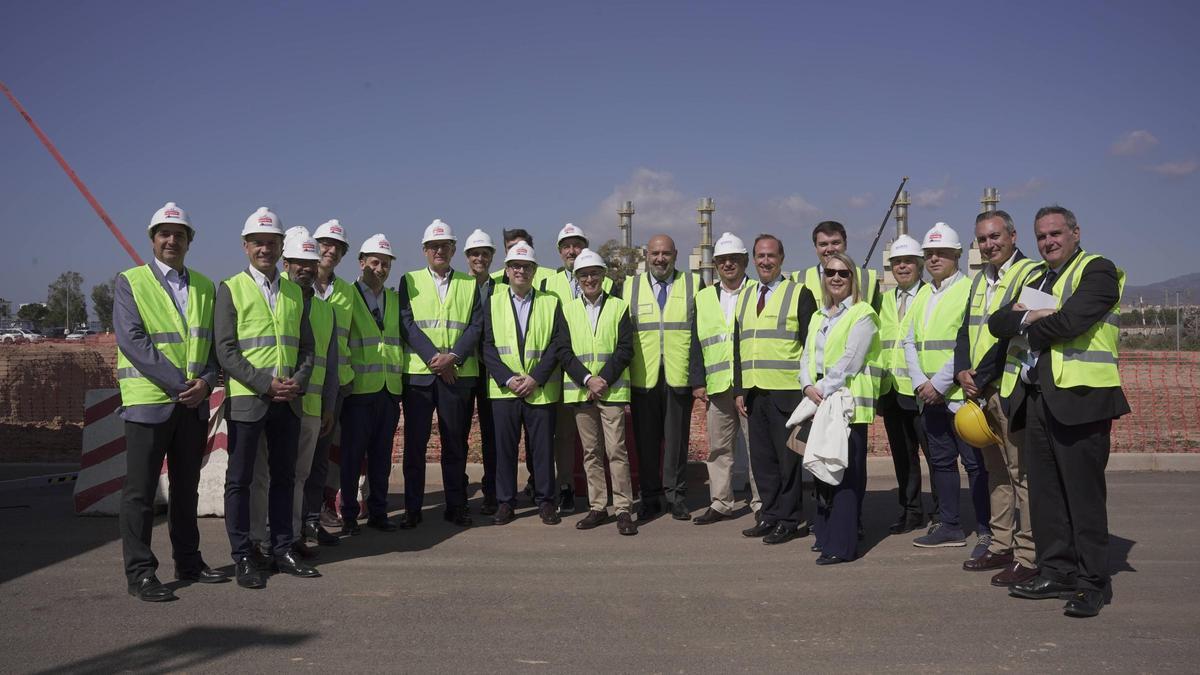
[
  {"left": 369, "top": 516, "right": 400, "bottom": 532},
  {"left": 128, "top": 575, "right": 176, "bottom": 602},
  {"left": 1010, "top": 575, "right": 1076, "bottom": 600},
  {"left": 291, "top": 542, "right": 318, "bottom": 560},
  {"left": 274, "top": 551, "right": 321, "bottom": 578},
  {"left": 558, "top": 486, "right": 576, "bottom": 515},
  {"left": 175, "top": 565, "right": 230, "bottom": 584},
  {"left": 637, "top": 499, "right": 663, "bottom": 521},
  {"left": 670, "top": 501, "right": 692, "bottom": 521},
  {"left": 889, "top": 513, "right": 926, "bottom": 535},
  {"left": 576, "top": 509, "right": 609, "bottom": 530},
  {"left": 480, "top": 495, "right": 499, "bottom": 516},
  {"left": 742, "top": 520, "right": 775, "bottom": 538},
  {"left": 250, "top": 546, "right": 274, "bottom": 572},
  {"left": 1063, "top": 589, "right": 1106, "bottom": 618},
  {"left": 811, "top": 543, "right": 822, "bottom": 552},
  {"left": 692, "top": 508, "right": 731, "bottom": 525},
  {"left": 493, "top": 503, "right": 516, "bottom": 526},
  {"left": 305, "top": 521, "right": 340, "bottom": 546},
  {"left": 762, "top": 523, "right": 799, "bottom": 545},
  {"left": 617, "top": 512, "right": 638, "bottom": 536},
  {"left": 754, "top": 510, "right": 763, "bottom": 524},
  {"left": 444, "top": 506, "right": 474, "bottom": 527},
  {"left": 397, "top": 511, "right": 421, "bottom": 530},
  {"left": 235, "top": 558, "right": 266, "bottom": 589},
  {"left": 815, "top": 553, "right": 852, "bottom": 566},
  {"left": 539, "top": 502, "right": 562, "bottom": 525}
]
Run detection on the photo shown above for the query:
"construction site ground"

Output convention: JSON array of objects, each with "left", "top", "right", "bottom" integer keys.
[{"left": 2, "top": 465, "right": 1197, "bottom": 673}]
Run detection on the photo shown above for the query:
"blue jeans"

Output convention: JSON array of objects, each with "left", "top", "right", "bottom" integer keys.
[{"left": 922, "top": 403, "right": 990, "bottom": 534}]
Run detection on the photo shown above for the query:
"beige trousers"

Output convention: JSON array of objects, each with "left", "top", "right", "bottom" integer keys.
[
  {"left": 705, "top": 391, "right": 761, "bottom": 515},
  {"left": 251, "top": 414, "right": 322, "bottom": 545},
  {"left": 980, "top": 389, "right": 1035, "bottom": 566},
  {"left": 554, "top": 402, "right": 579, "bottom": 489},
  {"left": 573, "top": 402, "right": 634, "bottom": 514}
]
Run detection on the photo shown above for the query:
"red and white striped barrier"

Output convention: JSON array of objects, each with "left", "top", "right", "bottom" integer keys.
[{"left": 74, "top": 388, "right": 230, "bottom": 516}]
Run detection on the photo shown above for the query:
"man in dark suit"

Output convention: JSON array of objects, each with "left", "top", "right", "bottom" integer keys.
[
  {"left": 463, "top": 229, "right": 500, "bottom": 515},
  {"left": 988, "top": 205, "right": 1129, "bottom": 618},
  {"left": 115, "top": 202, "right": 227, "bottom": 602}
]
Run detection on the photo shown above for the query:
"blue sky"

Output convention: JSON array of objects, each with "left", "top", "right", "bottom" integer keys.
[{"left": 2, "top": 1, "right": 1197, "bottom": 310}]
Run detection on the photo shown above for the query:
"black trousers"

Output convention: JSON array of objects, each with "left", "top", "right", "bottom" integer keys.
[
  {"left": 493, "top": 398, "right": 555, "bottom": 507},
  {"left": 630, "top": 370, "right": 691, "bottom": 505},
  {"left": 747, "top": 388, "right": 805, "bottom": 528},
  {"left": 339, "top": 390, "right": 400, "bottom": 522},
  {"left": 302, "top": 422, "right": 335, "bottom": 528},
  {"left": 814, "top": 424, "right": 868, "bottom": 560},
  {"left": 403, "top": 379, "right": 471, "bottom": 511},
  {"left": 1026, "top": 389, "right": 1112, "bottom": 592},
  {"left": 120, "top": 405, "right": 207, "bottom": 584},
  {"left": 879, "top": 390, "right": 930, "bottom": 519},
  {"left": 472, "top": 379, "right": 497, "bottom": 499},
  {"left": 225, "top": 402, "right": 299, "bottom": 560}
]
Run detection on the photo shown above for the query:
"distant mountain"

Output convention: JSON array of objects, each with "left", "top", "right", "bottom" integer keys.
[{"left": 1123, "top": 272, "right": 1200, "bottom": 307}]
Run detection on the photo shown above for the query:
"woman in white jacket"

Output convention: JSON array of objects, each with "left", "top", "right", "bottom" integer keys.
[{"left": 798, "top": 253, "right": 882, "bottom": 565}]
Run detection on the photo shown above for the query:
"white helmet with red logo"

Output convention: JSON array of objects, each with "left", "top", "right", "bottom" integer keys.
[
  {"left": 313, "top": 219, "right": 348, "bottom": 246},
  {"left": 556, "top": 223, "right": 588, "bottom": 246},
  {"left": 283, "top": 226, "right": 321, "bottom": 261},
  {"left": 921, "top": 222, "right": 962, "bottom": 251},
  {"left": 360, "top": 233, "right": 395, "bottom": 259},
  {"left": 422, "top": 219, "right": 457, "bottom": 244},
  {"left": 148, "top": 201, "right": 192, "bottom": 236},
  {"left": 463, "top": 228, "right": 495, "bottom": 252},
  {"left": 241, "top": 206, "right": 284, "bottom": 238},
  {"left": 505, "top": 240, "right": 537, "bottom": 264}
]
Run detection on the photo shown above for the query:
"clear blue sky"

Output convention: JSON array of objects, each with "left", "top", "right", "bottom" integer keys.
[{"left": 2, "top": 1, "right": 1197, "bottom": 311}]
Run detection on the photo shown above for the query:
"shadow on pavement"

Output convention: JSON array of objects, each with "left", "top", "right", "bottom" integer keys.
[
  {"left": 32, "top": 625, "right": 312, "bottom": 675},
  {"left": 0, "top": 483, "right": 116, "bottom": 586}
]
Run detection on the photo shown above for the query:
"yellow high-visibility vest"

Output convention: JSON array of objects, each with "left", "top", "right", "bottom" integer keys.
[
  {"left": 223, "top": 272, "right": 303, "bottom": 400},
  {"left": 486, "top": 289, "right": 562, "bottom": 404},
  {"left": 693, "top": 280, "right": 757, "bottom": 395},
  {"left": 400, "top": 269, "right": 480, "bottom": 377},
  {"left": 561, "top": 294, "right": 631, "bottom": 404},
  {"left": 619, "top": 270, "right": 697, "bottom": 388},
  {"left": 803, "top": 301, "right": 882, "bottom": 424},
  {"left": 737, "top": 278, "right": 803, "bottom": 390}
]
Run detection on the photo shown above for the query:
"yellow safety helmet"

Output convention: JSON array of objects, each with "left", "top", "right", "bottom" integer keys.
[{"left": 954, "top": 400, "right": 1001, "bottom": 448}]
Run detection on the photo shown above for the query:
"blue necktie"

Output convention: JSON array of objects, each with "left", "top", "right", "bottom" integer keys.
[{"left": 656, "top": 280, "right": 668, "bottom": 311}]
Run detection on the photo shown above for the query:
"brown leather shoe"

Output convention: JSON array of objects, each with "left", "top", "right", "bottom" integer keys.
[
  {"left": 575, "top": 510, "right": 609, "bottom": 530},
  {"left": 692, "top": 508, "right": 731, "bottom": 525},
  {"left": 963, "top": 548, "right": 1013, "bottom": 571},
  {"left": 617, "top": 512, "right": 638, "bottom": 536},
  {"left": 991, "top": 562, "right": 1039, "bottom": 587}
]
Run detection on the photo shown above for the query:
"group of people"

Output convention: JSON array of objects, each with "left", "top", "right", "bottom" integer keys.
[{"left": 116, "top": 200, "right": 1127, "bottom": 618}]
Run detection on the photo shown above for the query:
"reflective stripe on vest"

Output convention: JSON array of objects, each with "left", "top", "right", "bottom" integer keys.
[
  {"left": 874, "top": 283, "right": 922, "bottom": 397},
  {"left": 1049, "top": 252, "right": 1124, "bottom": 389},
  {"left": 693, "top": 281, "right": 755, "bottom": 395},
  {"left": 562, "top": 295, "right": 631, "bottom": 403},
  {"left": 302, "top": 296, "right": 333, "bottom": 417},
  {"left": 966, "top": 257, "right": 1039, "bottom": 372},
  {"left": 910, "top": 274, "right": 972, "bottom": 402},
  {"left": 804, "top": 301, "right": 882, "bottom": 424},
  {"left": 348, "top": 284, "right": 404, "bottom": 396},
  {"left": 324, "top": 277, "right": 356, "bottom": 387},
  {"left": 116, "top": 265, "right": 216, "bottom": 406},
  {"left": 224, "top": 272, "right": 303, "bottom": 400},
  {"left": 620, "top": 271, "right": 696, "bottom": 389},
  {"left": 737, "top": 278, "right": 802, "bottom": 390},
  {"left": 486, "top": 290, "right": 562, "bottom": 404},
  {"left": 401, "top": 269, "right": 480, "bottom": 377}
]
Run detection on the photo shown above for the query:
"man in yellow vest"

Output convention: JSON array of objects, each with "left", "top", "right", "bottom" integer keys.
[
  {"left": 398, "top": 220, "right": 483, "bottom": 528},
  {"left": 618, "top": 233, "right": 701, "bottom": 521},
  {"left": 690, "top": 233, "right": 761, "bottom": 525},
  {"left": 905, "top": 223, "right": 992, "bottom": 551},
  {"left": 735, "top": 235, "right": 818, "bottom": 544},
  {"left": 953, "top": 210, "right": 1040, "bottom": 584},
  {"left": 115, "top": 202, "right": 226, "bottom": 601},
  {"left": 303, "top": 218, "right": 353, "bottom": 543},
  {"left": 338, "top": 233, "right": 405, "bottom": 535},
  {"left": 248, "top": 227, "right": 340, "bottom": 561},
  {"left": 463, "top": 228, "right": 500, "bottom": 515},
  {"left": 989, "top": 205, "right": 1129, "bottom": 618},
  {"left": 560, "top": 249, "right": 638, "bottom": 535},
  {"left": 215, "top": 207, "right": 318, "bottom": 588},
  {"left": 492, "top": 227, "right": 553, "bottom": 288},
  {"left": 794, "top": 221, "right": 881, "bottom": 313},
  {"left": 876, "top": 234, "right": 932, "bottom": 535},
  {"left": 481, "top": 240, "right": 573, "bottom": 526},
  {"left": 541, "top": 223, "right": 613, "bottom": 513}
]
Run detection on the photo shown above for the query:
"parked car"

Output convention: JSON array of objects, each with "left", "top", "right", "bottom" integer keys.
[
  {"left": 65, "top": 332, "right": 88, "bottom": 341},
  {"left": 0, "top": 328, "right": 44, "bottom": 343}
]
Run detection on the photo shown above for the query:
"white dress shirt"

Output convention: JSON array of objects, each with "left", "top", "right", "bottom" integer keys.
[
  {"left": 314, "top": 274, "right": 337, "bottom": 302},
  {"left": 429, "top": 267, "right": 453, "bottom": 302},
  {"left": 718, "top": 278, "right": 747, "bottom": 323},
  {"left": 153, "top": 257, "right": 188, "bottom": 317},
  {"left": 510, "top": 287, "right": 533, "bottom": 336},
  {"left": 247, "top": 266, "right": 280, "bottom": 311}
]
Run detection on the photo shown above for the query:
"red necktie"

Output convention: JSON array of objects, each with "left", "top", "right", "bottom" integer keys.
[{"left": 756, "top": 285, "right": 768, "bottom": 316}]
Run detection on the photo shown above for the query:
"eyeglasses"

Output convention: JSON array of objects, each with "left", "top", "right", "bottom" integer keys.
[
  {"left": 575, "top": 269, "right": 603, "bottom": 279},
  {"left": 507, "top": 263, "right": 533, "bottom": 273},
  {"left": 424, "top": 242, "right": 453, "bottom": 252},
  {"left": 823, "top": 268, "right": 851, "bottom": 279}
]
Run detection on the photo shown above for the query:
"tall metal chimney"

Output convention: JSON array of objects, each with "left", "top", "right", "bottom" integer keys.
[
  {"left": 697, "top": 197, "right": 715, "bottom": 286},
  {"left": 617, "top": 200, "right": 635, "bottom": 268},
  {"left": 894, "top": 190, "right": 910, "bottom": 237},
  {"left": 980, "top": 187, "right": 999, "bottom": 214}
]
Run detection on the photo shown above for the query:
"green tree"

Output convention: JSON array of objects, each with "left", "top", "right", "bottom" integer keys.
[
  {"left": 91, "top": 277, "right": 116, "bottom": 332},
  {"left": 45, "top": 271, "right": 87, "bottom": 334},
  {"left": 596, "top": 238, "right": 643, "bottom": 283},
  {"left": 17, "top": 302, "right": 49, "bottom": 330}
]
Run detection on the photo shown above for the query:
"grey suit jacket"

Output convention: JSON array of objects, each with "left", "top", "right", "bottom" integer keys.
[
  {"left": 113, "top": 262, "right": 220, "bottom": 424},
  {"left": 214, "top": 269, "right": 315, "bottom": 423}
]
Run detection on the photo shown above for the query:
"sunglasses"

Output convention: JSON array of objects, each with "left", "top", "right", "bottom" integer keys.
[{"left": 823, "top": 268, "right": 852, "bottom": 279}]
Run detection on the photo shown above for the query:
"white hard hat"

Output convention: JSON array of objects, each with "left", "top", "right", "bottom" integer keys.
[
  {"left": 556, "top": 223, "right": 588, "bottom": 246},
  {"left": 313, "top": 219, "right": 348, "bottom": 246},
  {"left": 422, "top": 219, "right": 456, "bottom": 244},
  {"left": 149, "top": 202, "right": 192, "bottom": 235},
  {"left": 572, "top": 248, "right": 606, "bottom": 273},
  {"left": 505, "top": 240, "right": 537, "bottom": 264},
  {"left": 463, "top": 228, "right": 495, "bottom": 251},
  {"left": 713, "top": 232, "right": 747, "bottom": 257},
  {"left": 887, "top": 234, "right": 923, "bottom": 260},
  {"left": 360, "top": 233, "right": 395, "bottom": 258},
  {"left": 241, "top": 206, "right": 284, "bottom": 238},
  {"left": 283, "top": 226, "right": 320, "bottom": 261},
  {"left": 922, "top": 222, "right": 962, "bottom": 251}
]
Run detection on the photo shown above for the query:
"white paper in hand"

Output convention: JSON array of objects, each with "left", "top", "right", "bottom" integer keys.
[{"left": 1018, "top": 286, "right": 1057, "bottom": 311}]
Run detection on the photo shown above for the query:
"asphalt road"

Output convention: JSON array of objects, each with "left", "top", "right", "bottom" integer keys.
[{"left": 1, "top": 469, "right": 1197, "bottom": 673}]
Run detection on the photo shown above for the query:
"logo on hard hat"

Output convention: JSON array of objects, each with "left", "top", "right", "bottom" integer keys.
[
  {"left": 379, "top": 240, "right": 391, "bottom": 249},
  {"left": 258, "top": 216, "right": 274, "bottom": 225},
  {"left": 330, "top": 226, "right": 343, "bottom": 234},
  {"left": 930, "top": 232, "right": 942, "bottom": 241},
  {"left": 164, "top": 208, "right": 180, "bottom": 218},
  {"left": 434, "top": 227, "right": 445, "bottom": 235},
  {"left": 302, "top": 242, "right": 317, "bottom": 252}
]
